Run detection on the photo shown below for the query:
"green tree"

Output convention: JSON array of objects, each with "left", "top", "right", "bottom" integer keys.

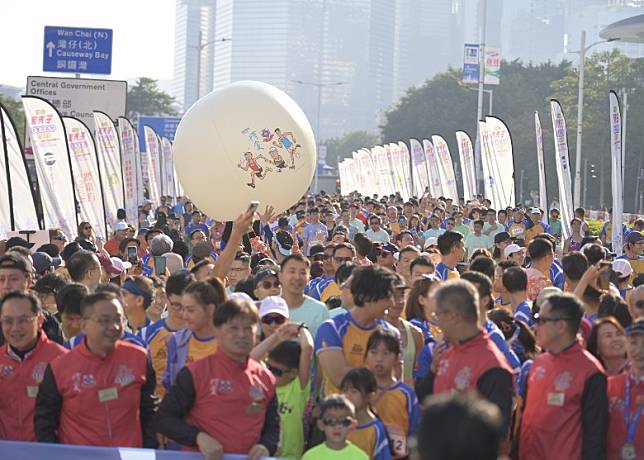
[
  {"left": 127, "top": 77, "right": 178, "bottom": 120},
  {"left": 0, "top": 94, "right": 25, "bottom": 145},
  {"left": 321, "top": 130, "right": 380, "bottom": 168},
  {"left": 550, "top": 50, "right": 644, "bottom": 211},
  {"left": 381, "top": 60, "right": 571, "bottom": 205}
]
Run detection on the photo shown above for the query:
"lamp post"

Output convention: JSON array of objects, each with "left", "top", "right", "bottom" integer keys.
[
  {"left": 190, "top": 31, "right": 231, "bottom": 101},
  {"left": 474, "top": 0, "right": 488, "bottom": 194},
  {"left": 291, "top": 79, "right": 345, "bottom": 193},
  {"left": 570, "top": 30, "right": 617, "bottom": 209}
]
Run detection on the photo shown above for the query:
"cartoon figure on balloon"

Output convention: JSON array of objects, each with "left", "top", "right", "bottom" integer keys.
[
  {"left": 273, "top": 128, "right": 301, "bottom": 169},
  {"left": 237, "top": 151, "right": 269, "bottom": 188}
]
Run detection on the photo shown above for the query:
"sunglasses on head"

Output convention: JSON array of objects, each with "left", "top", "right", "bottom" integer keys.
[
  {"left": 267, "top": 364, "right": 290, "bottom": 377},
  {"left": 261, "top": 280, "right": 280, "bottom": 290},
  {"left": 261, "top": 314, "right": 287, "bottom": 325},
  {"left": 322, "top": 417, "right": 353, "bottom": 428}
]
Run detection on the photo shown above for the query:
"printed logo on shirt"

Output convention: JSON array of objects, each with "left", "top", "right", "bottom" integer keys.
[
  {"left": 609, "top": 396, "right": 625, "bottom": 413},
  {"left": 154, "top": 348, "right": 167, "bottom": 361},
  {"left": 31, "top": 362, "right": 47, "bottom": 383},
  {"left": 114, "top": 365, "right": 135, "bottom": 386},
  {"left": 209, "top": 378, "right": 233, "bottom": 396},
  {"left": 350, "top": 344, "right": 364, "bottom": 356},
  {"left": 553, "top": 371, "right": 572, "bottom": 392},
  {"left": 454, "top": 366, "right": 472, "bottom": 391},
  {"left": 249, "top": 381, "right": 265, "bottom": 402},
  {"left": 532, "top": 366, "right": 546, "bottom": 381},
  {"left": 72, "top": 372, "right": 96, "bottom": 392},
  {"left": 1, "top": 365, "right": 14, "bottom": 378}
]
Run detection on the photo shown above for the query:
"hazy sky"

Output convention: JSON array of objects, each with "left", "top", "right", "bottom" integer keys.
[{"left": 0, "top": 0, "right": 175, "bottom": 88}]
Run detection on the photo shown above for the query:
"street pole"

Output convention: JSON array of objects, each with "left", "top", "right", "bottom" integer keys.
[
  {"left": 519, "top": 169, "right": 525, "bottom": 203},
  {"left": 573, "top": 30, "right": 585, "bottom": 210},
  {"left": 488, "top": 90, "right": 493, "bottom": 115},
  {"left": 621, "top": 89, "right": 628, "bottom": 184},
  {"left": 314, "top": 82, "right": 322, "bottom": 194},
  {"left": 474, "top": 0, "right": 487, "bottom": 194},
  {"left": 583, "top": 159, "right": 588, "bottom": 207},
  {"left": 196, "top": 30, "right": 202, "bottom": 101}
]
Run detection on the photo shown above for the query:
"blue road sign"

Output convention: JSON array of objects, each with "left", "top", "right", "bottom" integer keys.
[
  {"left": 137, "top": 116, "right": 182, "bottom": 152},
  {"left": 462, "top": 43, "right": 480, "bottom": 85},
  {"left": 43, "top": 26, "right": 113, "bottom": 74}
]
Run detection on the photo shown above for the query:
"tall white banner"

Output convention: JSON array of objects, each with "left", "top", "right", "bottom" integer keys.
[
  {"left": 144, "top": 126, "right": 161, "bottom": 205},
  {"left": 485, "top": 116, "right": 516, "bottom": 208},
  {"left": 93, "top": 111, "right": 124, "bottom": 233},
  {"left": 372, "top": 146, "right": 393, "bottom": 196},
  {"left": 455, "top": 131, "right": 477, "bottom": 201},
  {"left": 117, "top": 118, "right": 140, "bottom": 225},
  {"left": 550, "top": 100, "right": 574, "bottom": 240},
  {"left": 22, "top": 96, "right": 77, "bottom": 237},
  {"left": 609, "top": 91, "right": 624, "bottom": 255},
  {"left": 409, "top": 139, "right": 428, "bottom": 196},
  {"left": 398, "top": 142, "right": 413, "bottom": 198},
  {"left": 161, "top": 137, "right": 176, "bottom": 198},
  {"left": 63, "top": 117, "right": 107, "bottom": 239},
  {"left": 431, "top": 135, "right": 458, "bottom": 201},
  {"left": 133, "top": 130, "right": 145, "bottom": 207},
  {"left": 534, "top": 112, "right": 548, "bottom": 222},
  {"left": 479, "top": 121, "right": 500, "bottom": 210},
  {"left": 423, "top": 139, "right": 442, "bottom": 198},
  {"left": 0, "top": 105, "right": 39, "bottom": 233}
]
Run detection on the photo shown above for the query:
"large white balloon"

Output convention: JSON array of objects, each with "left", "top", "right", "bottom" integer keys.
[{"left": 174, "top": 80, "right": 316, "bottom": 221}]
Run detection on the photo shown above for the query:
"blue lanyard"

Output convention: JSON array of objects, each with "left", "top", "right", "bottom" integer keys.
[{"left": 624, "top": 374, "right": 643, "bottom": 444}]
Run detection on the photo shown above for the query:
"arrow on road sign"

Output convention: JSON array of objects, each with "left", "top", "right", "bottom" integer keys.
[{"left": 46, "top": 41, "right": 55, "bottom": 58}]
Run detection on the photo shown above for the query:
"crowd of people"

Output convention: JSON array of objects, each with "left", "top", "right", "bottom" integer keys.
[{"left": 0, "top": 190, "right": 643, "bottom": 460}]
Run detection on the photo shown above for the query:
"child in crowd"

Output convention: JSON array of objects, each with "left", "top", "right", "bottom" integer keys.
[
  {"left": 341, "top": 368, "right": 392, "bottom": 460},
  {"left": 266, "top": 328, "right": 313, "bottom": 459},
  {"left": 365, "top": 327, "right": 420, "bottom": 459},
  {"left": 302, "top": 394, "right": 368, "bottom": 460}
]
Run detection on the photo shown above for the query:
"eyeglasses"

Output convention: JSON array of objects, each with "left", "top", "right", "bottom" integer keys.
[
  {"left": 84, "top": 315, "right": 126, "bottom": 327},
  {"left": 535, "top": 315, "right": 573, "bottom": 325},
  {"left": 261, "top": 280, "right": 280, "bottom": 290},
  {"left": 334, "top": 256, "right": 353, "bottom": 264},
  {"left": 322, "top": 417, "right": 353, "bottom": 428},
  {"left": 267, "top": 364, "right": 290, "bottom": 377},
  {"left": 0, "top": 315, "right": 37, "bottom": 328},
  {"left": 321, "top": 254, "right": 334, "bottom": 261},
  {"left": 261, "top": 314, "right": 287, "bottom": 325}
]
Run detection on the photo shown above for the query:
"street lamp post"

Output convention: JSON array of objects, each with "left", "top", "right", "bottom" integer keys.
[
  {"left": 570, "top": 30, "right": 616, "bottom": 209},
  {"left": 291, "top": 79, "right": 345, "bottom": 194},
  {"left": 190, "top": 31, "right": 231, "bottom": 101}
]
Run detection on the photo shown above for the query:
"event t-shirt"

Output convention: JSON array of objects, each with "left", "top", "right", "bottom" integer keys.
[
  {"left": 483, "top": 222, "right": 504, "bottom": 240},
  {"left": 366, "top": 228, "right": 391, "bottom": 243},
  {"left": 185, "top": 334, "right": 218, "bottom": 365},
  {"left": 348, "top": 418, "right": 392, "bottom": 460},
  {"left": 139, "top": 318, "right": 178, "bottom": 398},
  {"left": 288, "top": 295, "right": 330, "bottom": 338},
  {"left": 373, "top": 381, "right": 420, "bottom": 458},
  {"left": 464, "top": 233, "right": 492, "bottom": 256},
  {"left": 435, "top": 261, "right": 459, "bottom": 281},
  {"left": 302, "top": 442, "right": 368, "bottom": 460},
  {"left": 303, "top": 222, "right": 328, "bottom": 254},
  {"left": 454, "top": 223, "right": 470, "bottom": 238},
  {"left": 513, "top": 301, "right": 535, "bottom": 327},
  {"left": 276, "top": 379, "right": 311, "bottom": 459},
  {"left": 422, "top": 227, "right": 445, "bottom": 240}
]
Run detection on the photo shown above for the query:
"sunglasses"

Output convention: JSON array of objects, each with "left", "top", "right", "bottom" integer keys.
[
  {"left": 322, "top": 417, "right": 353, "bottom": 428},
  {"left": 261, "top": 314, "right": 287, "bottom": 325},
  {"left": 84, "top": 226, "right": 92, "bottom": 231},
  {"left": 267, "top": 364, "right": 290, "bottom": 377},
  {"left": 261, "top": 280, "right": 280, "bottom": 290}
]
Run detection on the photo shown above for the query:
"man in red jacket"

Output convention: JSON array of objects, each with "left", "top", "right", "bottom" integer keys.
[
  {"left": 0, "top": 291, "right": 67, "bottom": 441},
  {"left": 416, "top": 279, "right": 514, "bottom": 436},
  {"left": 34, "top": 291, "right": 157, "bottom": 448},
  {"left": 519, "top": 293, "right": 607, "bottom": 460},
  {"left": 156, "top": 298, "right": 279, "bottom": 460}
]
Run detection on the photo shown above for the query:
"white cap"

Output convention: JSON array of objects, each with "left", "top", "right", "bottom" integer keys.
[
  {"left": 259, "top": 296, "right": 290, "bottom": 319},
  {"left": 529, "top": 207, "right": 542, "bottom": 215},
  {"left": 423, "top": 237, "right": 438, "bottom": 249},
  {"left": 229, "top": 292, "right": 253, "bottom": 302},
  {"left": 613, "top": 259, "right": 633, "bottom": 278},
  {"left": 110, "top": 257, "right": 132, "bottom": 271},
  {"left": 114, "top": 221, "right": 129, "bottom": 231},
  {"left": 504, "top": 243, "right": 525, "bottom": 258}
]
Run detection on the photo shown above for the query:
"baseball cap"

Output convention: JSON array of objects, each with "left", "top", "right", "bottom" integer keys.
[
  {"left": 503, "top": 243, "right": 525, "bottom": 258},
  {"left": 612, "top": 259, "right": 633, "bottom": 278},
  {"left": 255, "top": 268, "right": 279, "bottom": 283},
  {"left": 309, "top": 244, "right": 325, "bottom": 257},
  {"left": 423, "top": 237, "right": 438, "bottom": 249},
  {"left": 114, "top": 222, "right": 129, "bottom": 232},
  {"left": 626, "top": 319, "right": 644, "bottom": 336},
  {"left": 494, "top": 232, "right": 511, "bottom": 244},
  {"left": 626, "top": 231, "right": 644, "bottom": 244},
  {"left": 32, "top": 252, "right": 54, "bottom": 275},
  {"left": 512, "top": 207, "right": 524, "bottom": 213},
  {"left": 0, "top": 253, "right": 34, "bottom": 274},
  {"left": 259, "top": 296, "right": 290, "bottom": 319},
  {"left": 110, "top": 257, "right": 132, "bottom": 272},
  {"left": 5, "top": 237, "right": 34, "bottom": 251},
  {"left": 96, "top": 252, "right": 123, "bottom": 275},
  {"left": 529, "top": 207, "right": 541, "bottom": 215},
  {"left": 382, "top": 243, "right": 399, "bottom": 254}
]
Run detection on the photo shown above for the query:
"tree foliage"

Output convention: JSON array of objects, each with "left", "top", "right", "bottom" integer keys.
[
  {"left": 127, "top": 77, "right": 178, "bottom": 120},
  {"left": 379, "top": 53, "right": 644, "bottom": 212},
  {"left": 321, "top": 130, "right": 381, "bottom": 168},
  {"left": 0, "top": 94, "right": 25, "bottom": 145}
]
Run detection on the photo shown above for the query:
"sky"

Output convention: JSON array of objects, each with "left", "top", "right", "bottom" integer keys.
[{"left": 0, "top": 0, "right": 175, "bottom": 89}]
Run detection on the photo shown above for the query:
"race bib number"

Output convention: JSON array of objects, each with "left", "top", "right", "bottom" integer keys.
[{"left": 386, "top": 424, "right": 407, "bottom": 458}]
